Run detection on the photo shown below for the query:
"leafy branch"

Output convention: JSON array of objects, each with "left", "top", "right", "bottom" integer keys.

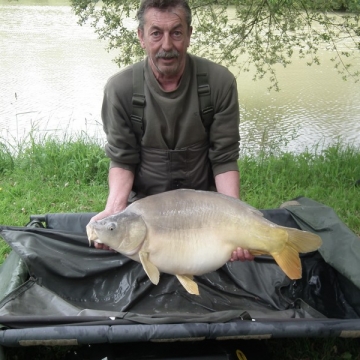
[{"left": 70, "top": 0, "right": 360, "bottom": 89}]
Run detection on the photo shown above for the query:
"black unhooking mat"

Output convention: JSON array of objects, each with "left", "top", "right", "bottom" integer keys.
[{"left": 0, "top": 196, "right": 360, "bottom": 346}]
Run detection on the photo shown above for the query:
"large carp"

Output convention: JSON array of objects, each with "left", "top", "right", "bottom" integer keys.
[{"left": 87, "top": 189, "right": 322, "bottom": 295}]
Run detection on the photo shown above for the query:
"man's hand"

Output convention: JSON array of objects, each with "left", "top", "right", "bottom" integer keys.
[
  {"left": 88, "top": 210, "right": 115, "bottom": 250},
  {"left": 214, "top": 172, "right": 254, "bottom": 263},
  {"left": 89, "top": 167, "right": 134, "bottom": 250},
  {"left": 230, "top": 247, "right": 255, "bottom": 262}
]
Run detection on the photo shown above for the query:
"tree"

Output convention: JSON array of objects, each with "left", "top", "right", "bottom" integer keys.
[{"left": 71, "top": 0, "right": 360, "bottom": 90}]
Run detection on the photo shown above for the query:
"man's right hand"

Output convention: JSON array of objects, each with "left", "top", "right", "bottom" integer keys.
[
  {"left": 88, "top": 210, "right": 115, "bottom": 250},
  {"left": 89, "top": 166, "right": 134, "bottom": 250}
]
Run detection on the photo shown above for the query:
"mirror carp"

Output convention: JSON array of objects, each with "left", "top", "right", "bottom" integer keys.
[{"left": 87, "top": 189, "right": 322, "bottom": 295}]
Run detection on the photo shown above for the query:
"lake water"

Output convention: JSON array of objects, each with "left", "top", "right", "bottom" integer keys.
[{"left": 1, "top": 0, "right": 360, "bottom": 154}]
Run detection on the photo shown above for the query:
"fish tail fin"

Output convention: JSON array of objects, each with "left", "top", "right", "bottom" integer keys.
[
  {"left": 285, "top": 227, "right": 322, "bottom": 254},
  {"left": 271, "top": 228, "right": 322, "bottom": 280},
  {"left": 271, "top": 245, "right": 302, "bottom": 280}
]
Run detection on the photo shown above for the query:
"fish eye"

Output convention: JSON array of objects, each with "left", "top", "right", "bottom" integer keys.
[{"left": 107, "top": 222, "right": 117, "bottom": 231}]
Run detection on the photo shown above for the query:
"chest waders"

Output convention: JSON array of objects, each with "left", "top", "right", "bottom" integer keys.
[{"left": 130, "top": 57, "right": 215, "bottom": 197}]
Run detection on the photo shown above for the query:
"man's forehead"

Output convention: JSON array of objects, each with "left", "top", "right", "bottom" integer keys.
[{"left": 143, "top": 7, "right": 186, "bottom": 26}]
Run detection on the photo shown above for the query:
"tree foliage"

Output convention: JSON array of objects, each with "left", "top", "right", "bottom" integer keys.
[{"left": 71, "top": 0, "right": 360, "bottom": 90}]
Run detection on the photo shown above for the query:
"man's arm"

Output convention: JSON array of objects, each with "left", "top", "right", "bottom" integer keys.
[
  {"left": 215, "top": 170, "right": 255, "bottom": 262},
  {"left": 90, "top": 167, "right": 134, "bottom": 249},
  {"left": 91, "top": 167, "right": 134, "bottom": 222},
  {"left": 214, "top": 170, "right": 240, "bottom": 199}
]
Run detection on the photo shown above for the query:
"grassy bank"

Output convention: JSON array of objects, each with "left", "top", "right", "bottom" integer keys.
[
  {"left": 0, "top": 133, "right": 360, "bottom": 359},
  {"left": 1, "top": 133, "right": 358, "bottom": 245}
]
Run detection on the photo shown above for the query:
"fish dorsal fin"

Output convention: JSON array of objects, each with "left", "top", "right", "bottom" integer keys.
[
  {"left": 139, "top": 251, "right": 160, "bottom": 285},
  {"left": 176, "top": 275, "right": 199, "bottom": 295},
  {"left": 238, "top": 199, "right": 264, "bottom": 218},
  {"left": 215, "top": 193, "right": 264, "bottom": 218}
]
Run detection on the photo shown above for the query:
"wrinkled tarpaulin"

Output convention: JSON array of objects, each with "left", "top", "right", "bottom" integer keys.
[{"left": 0, "top": 196, "right": 360, "bottom": 346}]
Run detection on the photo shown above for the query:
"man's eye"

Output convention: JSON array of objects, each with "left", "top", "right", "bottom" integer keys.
[{"left": 172, "top": 31, "right": 184, "bottom": 40}]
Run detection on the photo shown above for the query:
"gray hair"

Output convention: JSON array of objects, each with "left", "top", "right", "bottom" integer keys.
[{"left": 136, "top": 0, "right": 192, "bottom": 30}]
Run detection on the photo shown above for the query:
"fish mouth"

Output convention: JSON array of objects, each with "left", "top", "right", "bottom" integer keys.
[{"left": 86, "top": 223, "right": 103, "bottom": 247}]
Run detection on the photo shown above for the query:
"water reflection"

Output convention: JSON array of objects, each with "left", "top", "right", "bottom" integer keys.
[
  {"left": 1, "top": 0, "right": 359, "bottom": 154},
  {"left": 236, "top": 49, "right": 360, "bottom": 153},
  {"left": 0, "top": 0, "right": 119, "bottom": 141}
]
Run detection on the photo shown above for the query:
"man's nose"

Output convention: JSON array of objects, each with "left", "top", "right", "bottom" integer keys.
[{"left": 162, "top": 33, "right": 173, "bottom": 51}]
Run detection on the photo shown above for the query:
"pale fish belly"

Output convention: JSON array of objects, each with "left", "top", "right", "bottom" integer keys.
[{"left": 143, "top": 226, "right": 238, "bottom": 276}]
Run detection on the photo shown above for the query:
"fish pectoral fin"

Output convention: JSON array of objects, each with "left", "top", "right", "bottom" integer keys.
[
  {"left": 139, "top": 251, "right": 160, "bottom": 285},
  {"left": 176, "top": 275, "right": 199, "bottom": 296},
  {"left": 271, "top": 245, "right": 302, "bottom": 280}
]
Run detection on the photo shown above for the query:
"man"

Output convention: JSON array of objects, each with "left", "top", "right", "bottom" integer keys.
[{"left": 92, "top": 0, "right": 253, "bottom": 262}]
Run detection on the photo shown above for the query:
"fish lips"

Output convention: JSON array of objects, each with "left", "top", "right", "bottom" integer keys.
[{"left": 86, "top": 223, "right": 103, "bottom": 247}]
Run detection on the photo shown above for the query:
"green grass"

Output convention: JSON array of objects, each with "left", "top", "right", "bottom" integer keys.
[
  {"left": 0, "top": 132, "right": 360, "bottom": 359},
  {"left": 238, "top": 144, "right": 360, "bottom": 234}
]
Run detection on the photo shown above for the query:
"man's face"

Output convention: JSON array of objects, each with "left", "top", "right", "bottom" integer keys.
[{"left": 138, "top": 6, "right": 192, "bottom": 80}]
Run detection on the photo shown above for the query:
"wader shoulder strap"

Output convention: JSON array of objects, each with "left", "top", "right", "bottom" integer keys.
[
  {"left": 131, "top": 57, "right": 214, "bottom": 142},
  {"left": 131, "top": 61, "right": 146, "bottom": 140},
  {"left": 195, "top": 57, "right": 214, "bottom": 129}
]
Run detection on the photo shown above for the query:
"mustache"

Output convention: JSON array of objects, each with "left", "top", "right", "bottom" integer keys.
[{"left": 155, "top": 50, "right": 179, "bottom": 59}]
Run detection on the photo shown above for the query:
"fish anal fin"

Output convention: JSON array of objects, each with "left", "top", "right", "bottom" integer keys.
[
  {"left": 176, "top": 275, "right": 199, "bottom": 295},
  {"left": 139, "top": 251, "right": 160, "bottom": 285},
  {"left": 271, "top": 245, "right": 302, "bottom": 280},
  {"left": 249, "top": 249, "right": 269, "bottom": 256}
]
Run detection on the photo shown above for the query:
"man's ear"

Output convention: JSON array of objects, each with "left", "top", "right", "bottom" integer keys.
[
  {"left": 138, "top": 28, "right": 146, "bottom": 49},
  {"left": 187, "top": 26, "right": 193, "bottom": 48}
]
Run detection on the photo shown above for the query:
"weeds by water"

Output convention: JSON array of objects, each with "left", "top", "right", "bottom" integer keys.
[{"left": 0, "top": 133, "right": 360, "bottom": 359}]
